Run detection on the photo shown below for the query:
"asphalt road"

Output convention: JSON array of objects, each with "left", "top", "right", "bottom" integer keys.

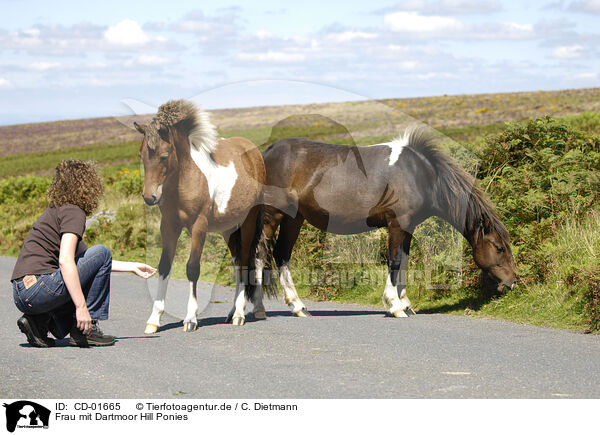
[{"left": 2, "top": 256, "right": 599, "bottom": 399}]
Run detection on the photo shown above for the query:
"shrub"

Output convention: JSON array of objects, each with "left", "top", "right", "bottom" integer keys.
[
  {"left": 104, "top": 168, "right": 143, "bottom": 196},
  {"left": 0, "top": 175, "right": 51, "bottom": 204},
  {"left": 475, "top": 116, "right": 600, "bottom": 282}
]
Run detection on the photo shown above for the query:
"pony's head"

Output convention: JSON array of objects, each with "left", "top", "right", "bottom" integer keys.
[
  {"left": 134, "top": 99, "right": 217, "bottom": 206},
  {"left": 471, "top": 218, "right": 517, "bottom": 293},
  {"left": 134, "top": 119, "right": 177, "bottom": 206},
  {"left": 407, "top": 129, "right": 518, "bottom": 293}
]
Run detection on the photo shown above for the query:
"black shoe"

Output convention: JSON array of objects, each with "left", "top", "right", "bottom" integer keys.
[
  {"left": 69, "top": 320, "right": 116, "bottom": 347},
  {"left": 17, "top": 315, "right": 55, "bottom": 348}
]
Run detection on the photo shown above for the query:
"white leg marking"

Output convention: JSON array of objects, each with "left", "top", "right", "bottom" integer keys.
[
  {"left": 229, "top": 281, "right": 246, "bottom": 326},
  {"left": 146, "top": 273, "right": 169, "bottom": 333},
  {"left": 382, "top": 273, "right": 413, "bottom": 317},
  {"left": 280, "top": 264, "right": 308, "bottom": 316},
  {"left": 252, "top": 259, "right": 267, "bottom": 319},
  {"left": 183, "top": 281, "right": 199, "bottom": 331}
]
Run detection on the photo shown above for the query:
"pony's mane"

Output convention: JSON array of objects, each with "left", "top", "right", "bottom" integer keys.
[
  {"left": 147, "top": 99, "right": 217, "bottom": 153},
  {"left": 404, "top": 128, "right": 510, "bottom": 247}
]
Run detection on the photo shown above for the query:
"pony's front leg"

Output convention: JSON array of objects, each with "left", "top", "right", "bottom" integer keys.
[
  {"left": 382, "top": 225, "right": 416, "bottom": 318},
  {"left": 183, "top": 218, "right": 208, "bottom": 332},
  {"left": 145, "top": 220, "right": 182, "bottom": 334}
]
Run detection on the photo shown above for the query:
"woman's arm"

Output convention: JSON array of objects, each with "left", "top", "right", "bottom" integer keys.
[
  {"left": 112, "top": 260, "right": 156, "bottom": 279},
  {"left": 59, "top": 233, "right": 92, "bottom": 334}
]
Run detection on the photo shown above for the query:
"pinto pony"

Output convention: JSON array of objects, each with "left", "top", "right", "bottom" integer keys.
[
  {"left": 134, "top": 99, "right": 266, "bottom": 332},
  {"left": 257, "top": 127, "right": 517, "bottom": 318}
]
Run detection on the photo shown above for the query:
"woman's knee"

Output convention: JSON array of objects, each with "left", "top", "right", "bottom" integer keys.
[{"left": 85, "top": 244, "right": 112, "bottom": 267}]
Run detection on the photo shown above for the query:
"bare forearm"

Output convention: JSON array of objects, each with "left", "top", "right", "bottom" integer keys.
[
  {"left": 111, "top": 260, "right": 135, "bottom": 272},
  {"left": 59, "top": 259, "right": 86, "bottom": 309},
  {"left": 112, "top": 260, "right": 156, "bottom": 278}
]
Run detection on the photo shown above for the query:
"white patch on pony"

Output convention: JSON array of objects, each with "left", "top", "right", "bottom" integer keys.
[
  {"left": 187, "top": 106, "right": 238, "bottom": 213},
  {"left": 366, "top": 128, "right": 413, "bottom": 166},
  {"left": 385, "top": 131, "right": 411, "bottom": 166}
]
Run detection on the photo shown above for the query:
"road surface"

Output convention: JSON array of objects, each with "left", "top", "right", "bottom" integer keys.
[{"left": 1, "top": 256, "right": 599, "bottom": 398}]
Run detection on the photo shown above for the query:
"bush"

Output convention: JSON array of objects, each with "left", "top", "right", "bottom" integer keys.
[
  {"left": 104, "top": 168, "right": 143, "bottom": 196},
  {"left": 475, "top": 116, "right": 600, "bottom": 282},
  {"left": 0, "top": 175, "right": 51, "bottom": 204}
]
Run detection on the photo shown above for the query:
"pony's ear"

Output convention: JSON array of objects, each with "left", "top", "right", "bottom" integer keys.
[{"left": 134, "top": 122, "right": 147, "bottom": 134}]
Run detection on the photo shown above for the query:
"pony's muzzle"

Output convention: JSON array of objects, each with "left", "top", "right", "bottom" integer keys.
[
  {"left": 143, "top": 194, "right": 159, "bottom": 206},
  {"left": 143, "top": 185, "right": 163, "bottom": 206}
]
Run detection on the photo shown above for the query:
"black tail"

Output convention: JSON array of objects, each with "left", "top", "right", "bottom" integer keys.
[{"left": 245, "top": 204, "right": 279, "bottom": 300}]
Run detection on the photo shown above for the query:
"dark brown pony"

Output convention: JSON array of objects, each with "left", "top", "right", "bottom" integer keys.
[
  {"left": 256, "top": 127, "right": 517, "bottom": 318},
  {"left": 134, "top": 99, "right": 266, "bottom": 332}
]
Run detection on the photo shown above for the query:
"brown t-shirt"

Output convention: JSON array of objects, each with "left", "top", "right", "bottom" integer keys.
[{"left": 11, "top": 204, "right": 87, "bottom": 281}]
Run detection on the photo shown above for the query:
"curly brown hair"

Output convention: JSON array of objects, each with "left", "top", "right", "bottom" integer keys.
[{"left": 47, "top": 160, "right": 104, "bottom": 216}]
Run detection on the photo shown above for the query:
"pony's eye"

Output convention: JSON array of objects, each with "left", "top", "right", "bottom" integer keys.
[
  {"left": 496, "top": 245, "right": 505, "bottom": 253},
  {"left": 160, "top": 154, "right": 169, "bottom": 162},
  {"left": 158, "top": 128, "right": 169, "bottom": 141}
]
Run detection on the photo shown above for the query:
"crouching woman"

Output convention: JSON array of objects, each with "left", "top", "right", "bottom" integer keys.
[{"left": 10, "top": 160, "right": 156, "bottom": 348}]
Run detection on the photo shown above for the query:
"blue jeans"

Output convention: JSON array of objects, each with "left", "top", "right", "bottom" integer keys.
[{"left": 12, "top": 245, "right": 112, "bottom": 339}]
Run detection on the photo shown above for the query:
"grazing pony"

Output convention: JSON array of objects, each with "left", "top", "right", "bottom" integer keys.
[
  {"left": 134, "top": 99, "right": 266, "bottom": 332},
  {"left": 257, "top": 127, "right": 517, "bottom": 318}
]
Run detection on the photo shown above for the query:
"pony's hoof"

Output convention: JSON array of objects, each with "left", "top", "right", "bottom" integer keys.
[
  {"left": 232, "top": 317, "right": 245, "bottom": 326},
  {"left": 294, "top": 308, "right": 311, "bottom": 318},
  {"left": 390, "top": 309, "right": 410, "bottom": 318},
  {"left": 183, "top": 322, "right": 197, "bottom": 332},
  {"left": 253, "top": 310, "right": 267, "bottom": 320},
  {"left": 144, "top": 323, "right": 159, "bottom": 334}
]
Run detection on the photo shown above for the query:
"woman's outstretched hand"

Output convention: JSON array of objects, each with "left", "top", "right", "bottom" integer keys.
[
  {"left": 112, "top": 260, "right": 157, "bottom": 278},
  {"left": 131, "top": 263, "right": 157, "bottom": 279}
]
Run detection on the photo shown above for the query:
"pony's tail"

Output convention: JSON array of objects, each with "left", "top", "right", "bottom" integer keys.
[{"left": 245, "top": 204, "right": 279, "bottom": 301}]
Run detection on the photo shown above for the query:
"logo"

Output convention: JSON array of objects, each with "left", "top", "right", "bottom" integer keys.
[{"left": 3, "top": 401, "right": 50, "bottom": 433}]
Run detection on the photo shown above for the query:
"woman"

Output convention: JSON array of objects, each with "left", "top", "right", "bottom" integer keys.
[{"left": 11, "top": 160, "right": 156, "bottom": 348}]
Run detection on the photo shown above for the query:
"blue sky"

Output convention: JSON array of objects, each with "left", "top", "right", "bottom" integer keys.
[{"left": 0, "top": 0, "right": 599, "bottom": 125}]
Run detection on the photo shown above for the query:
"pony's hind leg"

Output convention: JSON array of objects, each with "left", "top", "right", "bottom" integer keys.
[
  {"left": 237, "top": 205, "right": 268, "bottom": 321},
  {"left": 275, "top": 214, "right": 310, "bottom": 317},
  {"left": 382, "top": 225, "right": 416, "bottom": 318},
  {"left": 224, "top": 230, "right": 247, "bottom": 326},
  {"left": 251, "top": 257, "right": 267, "bottom": 320},
  {"left": 145, "top": 220, "right": 182, "bottom": 334}
]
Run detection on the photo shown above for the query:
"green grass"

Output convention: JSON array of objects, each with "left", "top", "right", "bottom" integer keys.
[{"left": 0, "top": 141, "right": 139, "bottom": 178}]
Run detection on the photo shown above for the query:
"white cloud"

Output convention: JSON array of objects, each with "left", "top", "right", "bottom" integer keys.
[
  {"left": 384, "top": 11, "right": 535, "bottom": 40},
  {"left": 30, "top": 61, "right": 61, "bottom": 71},
  {"left": 552, "top": 44, "right": 584, "bottom": 59},
  {"left": 385, "top": 11, "right": 465, "bottom": 35},
  {"left": 417, "top": 72, "right": 459, "bottom": 80},
  {"left": 237, "top": 51, "right": 306, "bottom": 63},
  {"left": 0, "top": 78, "right": 13, "bottom": 89},
  {"left": 104, "top": 19, "right": 150, "bottom": 46},
  {"left": 472, "top": 21, "right": 534, "bottom": 39},
  {"left": 397, "top": 60, "right": 420, "bottom": 70},
  {"left": 256, "top": 30, "right": 273, "bottom": 39},
  {"left": 437, "top": 0, "right": 501, "bottom": 13},
  {"left": 388, "top": 0, "right": 501, "bottom": 15},
  {"left": 136, "top": 54, "right": 175, "bottom": 66},
  {"left": 329, "top": 31, "right": 378, "bottom": 42},
  {"left": 569, "top": 0, "right": 600, "bottom": 14},
  {"left": 574, "top": 72, "right": 598, "bottom": 79}
]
